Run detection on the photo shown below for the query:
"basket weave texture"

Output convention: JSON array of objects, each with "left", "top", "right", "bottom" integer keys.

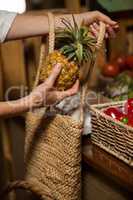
[
  {"left": 90, "top": 101, "right": 133, "bottom": 167},
  {"left": 25, "top": 112, "right": 82, "bottom": 200}
]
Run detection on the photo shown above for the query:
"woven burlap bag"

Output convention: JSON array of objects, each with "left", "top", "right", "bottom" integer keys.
[{"left": 0, "top": 12, "right": 105, "bottom": 200}]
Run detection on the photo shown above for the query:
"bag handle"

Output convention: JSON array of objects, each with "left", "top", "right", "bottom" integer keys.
[
  {"left": 47, "top": 12, "right": 106, "bottom": 123},
  {"left": 0, "top": 180, "right": 53, "bottom": 199},
  {"left": 34, "top": 12, "right": 106, "bottom": 123},
  {"left": 33, "top": 12, "right": 55, "bottom": 88},
  {"left": 80, "top": 21, "right": 106, "bottom": 122},
  {"left": 48, "top": 12, "right": 55, "bottom": 53}
]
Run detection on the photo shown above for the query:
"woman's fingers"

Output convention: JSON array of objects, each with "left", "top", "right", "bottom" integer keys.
[
  {"left": 45, "top": 80, "right": 79, "bottom": 105},
  {"left": 65, "top": 80, "right": 79, "bottom": 96},
  {"left": 56, "top": 80, "right": 79, "bottom": 101},
  {"left": 90, "top": 22, "right": 118, "bottom": 39},
  {"left": 90, "top": 24, "right": 98, "bottom": 37},
  {"left": 92, "top": 22, "right": 99, "bottom": 32},
  {"left": 90, "top": 23, "right": 109, "bottom": 38},
  {"left": 106, "top": 25, "right": 116, "bottom": 38},
  {"left": 45, "top": 63, "right": 62, "bottom": 88},
  {"left": 95, "top": 11, "right": 117, "bottom": 26},
  {"left": 92, "top": 11, "right": 119, "bottom": 38}
]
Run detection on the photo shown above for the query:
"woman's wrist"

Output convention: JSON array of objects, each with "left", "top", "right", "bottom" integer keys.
[
  {"left": 13, "top": 96, "right": 31, "bottom": 112},
  {"left": 11, "top": 96, "right": 39, "bottom": 113},
  {"left": 25, "top": 93, "right": 44, "bottom": 110}
]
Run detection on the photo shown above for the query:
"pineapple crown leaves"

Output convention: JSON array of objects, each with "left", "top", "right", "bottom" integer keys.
[{"left": 55, "top": 15, "right": 97, "bottom": 65}]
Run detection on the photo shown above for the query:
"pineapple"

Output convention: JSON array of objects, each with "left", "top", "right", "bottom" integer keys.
[{"left": 39, "top": 16, "right": 96, "bottom": 91}]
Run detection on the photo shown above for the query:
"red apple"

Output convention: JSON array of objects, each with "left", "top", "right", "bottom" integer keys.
[{"left": 102, "top": 63, "right": 120, "bottom": 77}]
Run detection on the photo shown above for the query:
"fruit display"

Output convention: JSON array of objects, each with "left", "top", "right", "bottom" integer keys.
[
  {"left": 104, "top": 98, "right": 133, "bottom": 127},
  {"left": 40, "top": 16, "right": 96, "bottom": 91},
  {"left": 101, "top": 55, "right": 133, "bottom": 78},
  {"left": 100, "top": 54, "right": 133, "bottom": 101}
]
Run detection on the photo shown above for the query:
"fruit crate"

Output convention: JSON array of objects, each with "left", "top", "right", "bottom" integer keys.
[{"left": 90, "top": 101, "right": 133, "bottom": 167}]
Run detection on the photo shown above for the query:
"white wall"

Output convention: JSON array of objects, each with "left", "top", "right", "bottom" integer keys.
[{"left": 0, "top": 0, "right": 26, "bottom": 13}]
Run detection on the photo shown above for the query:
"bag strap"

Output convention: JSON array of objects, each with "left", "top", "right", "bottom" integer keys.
[
  {"left": 96, "top": 21, "right": 106, "bottom": 50},
  {"left": 80, "top": 21, "right": 106, "bottom": 123},
  {"left": 33, "top": 12, "right": 55, "bottom": 88},
  {"left": 0, "top": 180, "right": 53, "bottom": 199},
  {"left": 48, "top": 12, "right": 55, "bottom": 53}
]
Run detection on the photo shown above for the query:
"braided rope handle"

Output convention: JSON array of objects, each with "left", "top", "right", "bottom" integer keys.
[
  {"left": 0, "top": 180, "right": 52, "bottom": 199},
  {"left": 96, "top": 21, "right": 106, "bottom": 50},
  {"left": 48, "top": 12, "right": 55, "bottom": 53},
  {"left": 33, "top": 43, "right": 46, "bottom": 88},
  {"left": 33, "top": 12, "right": 55, "bottom": 89},
  {"left": 80, "top": 21, "right": 106, "bottom": 122}
]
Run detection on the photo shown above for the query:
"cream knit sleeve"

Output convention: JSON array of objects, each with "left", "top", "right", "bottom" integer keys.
[{"left": 0, "top": 10, "right": 17, "bottom": 43}]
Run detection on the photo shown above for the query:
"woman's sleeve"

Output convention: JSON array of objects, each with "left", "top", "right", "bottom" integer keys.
[{"left": 0, "top": 10, "right": 17, "bottom": 43}]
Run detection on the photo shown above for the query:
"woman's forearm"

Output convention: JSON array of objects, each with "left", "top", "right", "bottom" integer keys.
[
  {"left": 6, "top": 12, "right": 76, "bottom": 41},
  {"left": 0, "top": 96, "right": 32, "bottom": 118},
  {"left": 5, "top": 11, "right": 118, "bottom": 42},
  {"left": 6, "top": 12, "right": 49, "bottom": 40}
]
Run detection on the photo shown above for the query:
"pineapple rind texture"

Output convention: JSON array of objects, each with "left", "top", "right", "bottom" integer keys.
[{"left": 39, "top": 51, "right": 79, "bottom": 91}]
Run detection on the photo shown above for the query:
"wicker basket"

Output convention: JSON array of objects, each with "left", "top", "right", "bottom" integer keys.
[{"left": 90, "top": 100, "right": 133, "bottom": 167}]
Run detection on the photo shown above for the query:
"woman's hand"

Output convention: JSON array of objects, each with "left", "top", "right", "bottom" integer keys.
[
  {"left": 78, "top": 11, "right": 119, "bottom": 38},
  {"left": 28, "top": 64, "right": 79, "bottom": 109},
  {"left": 0, "top": 64, "right": 79, "bottom": 117},
  {"left": 56, "top": 11, "right": 119, "bottom": 39}
]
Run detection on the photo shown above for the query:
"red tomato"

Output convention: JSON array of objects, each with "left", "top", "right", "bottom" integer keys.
[
  {"left": 104, "top": 107, "right": 124, "bottom": 120},
  {"left": 102, "top": 63, "right": 120, "bottom": 77},
  {"left": 126, "top": 55, "right": 133, "bottom": 69},
  {"left": 124, "top": 98, "right": 133, "bottom": 116},
  {"left": 116, "top": 55, "right": 126, "bottom": 71}
]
